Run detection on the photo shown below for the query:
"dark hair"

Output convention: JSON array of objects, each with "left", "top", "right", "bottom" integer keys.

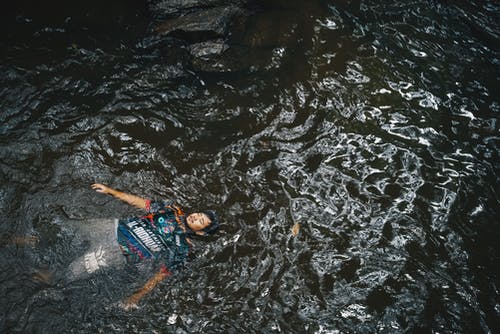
[{"left": 201, "top": 210, "right": 220, "bottom": 235}]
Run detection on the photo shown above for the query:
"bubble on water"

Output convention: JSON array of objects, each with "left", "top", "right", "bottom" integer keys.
[{"left": 376, "top": 88, "right": 392, "bottom": 94}]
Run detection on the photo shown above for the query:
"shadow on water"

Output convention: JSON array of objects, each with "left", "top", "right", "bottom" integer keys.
[{"left": 1, "top": 0, "right": 499, "bottom": 332}]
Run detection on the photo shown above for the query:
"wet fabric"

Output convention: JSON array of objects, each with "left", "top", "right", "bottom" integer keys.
[
  {"left": 67, "top": 219, "right": 125, "bottom": 281},
  {"left": 117, "top": 200, "right": 191, "bottom": 270}
]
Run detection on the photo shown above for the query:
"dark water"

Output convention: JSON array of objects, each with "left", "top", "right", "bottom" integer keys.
[{"left": 1, "top": 0, "right": 499, "bottom": 332}]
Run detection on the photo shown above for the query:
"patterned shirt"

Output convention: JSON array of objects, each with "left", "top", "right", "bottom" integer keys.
[{"left": 117, "top": 200, "right": 190, "bottom": 270}]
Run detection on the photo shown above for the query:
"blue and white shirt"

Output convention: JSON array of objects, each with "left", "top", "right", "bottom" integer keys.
[{"left": 117, "top": 200, "right": 190, "bottom": 270}]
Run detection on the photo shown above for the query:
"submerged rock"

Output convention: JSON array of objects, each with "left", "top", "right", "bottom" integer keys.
[
  {"left": 189, "top": 45, "right": 250, "bottom": 72},
  {"left": 148, "top": 0, "right": 236, "bottom": 17},
  {"left": 154, "top": 5, "right": 243, "bottom": 40},
  {"left": 148, "top": 2, "right": 251, "bottom": 72},
  {"left": 189, "top": 39, "right": 229, "bottom": 57}
]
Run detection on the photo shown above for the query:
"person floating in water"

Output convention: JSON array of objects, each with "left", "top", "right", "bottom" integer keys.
[{"left": 72, "top": 183, "right": 219, "bottom": 308}]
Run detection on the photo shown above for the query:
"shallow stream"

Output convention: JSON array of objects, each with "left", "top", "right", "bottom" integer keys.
[{"left": 1, "top": 0, "right": 499, "bottom": 332}]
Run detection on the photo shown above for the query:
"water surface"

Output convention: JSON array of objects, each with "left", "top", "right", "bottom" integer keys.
[{"left": 1, "top": 0, "right": 499, "bottom": 332}]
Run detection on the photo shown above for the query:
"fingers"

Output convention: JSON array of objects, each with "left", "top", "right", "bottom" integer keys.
[
  {"left": 91, "top": 183, "right": 107, "bottom": 193},
  {"left": 119, "top": 300, "right": 138, "bottom": 311},
  {"left": 123, "top": 302, "right": 138, "bottom": 311},
  {"left": 123, "top": 294, "right": 141, "bottom": 309}
]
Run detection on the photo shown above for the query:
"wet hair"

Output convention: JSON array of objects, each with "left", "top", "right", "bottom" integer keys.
[{"left": 200, "top": 210, "right": 219, "bottom": 235}]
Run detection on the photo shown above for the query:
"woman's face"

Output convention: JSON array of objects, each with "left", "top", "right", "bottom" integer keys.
[{"left": 186, "top": 213, "right": 211, "bottom": 234}]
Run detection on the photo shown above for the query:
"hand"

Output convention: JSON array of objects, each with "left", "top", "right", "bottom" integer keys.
[
  {"left": 121, "top": 300, "right": 139, "bottom": 311},
  {"left": 91, "top": 183, "right": 110, "bottom": 194}
]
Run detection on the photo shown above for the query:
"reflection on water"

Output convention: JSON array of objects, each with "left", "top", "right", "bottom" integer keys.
[{"left": 1, "top": 0, "right": 499, "bottom": 332}]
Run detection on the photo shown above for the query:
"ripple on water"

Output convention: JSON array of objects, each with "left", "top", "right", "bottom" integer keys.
[{"left": 1, "top": 0, "right": 499, "bottom": 332}]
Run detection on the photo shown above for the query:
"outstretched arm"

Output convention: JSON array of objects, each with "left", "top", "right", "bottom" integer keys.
[
  {"left": 91, "top": 183, "right": 149, "bottom": 210},
  {"left": 123, "top": 268, "right": 172, "bottom": 309}
]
